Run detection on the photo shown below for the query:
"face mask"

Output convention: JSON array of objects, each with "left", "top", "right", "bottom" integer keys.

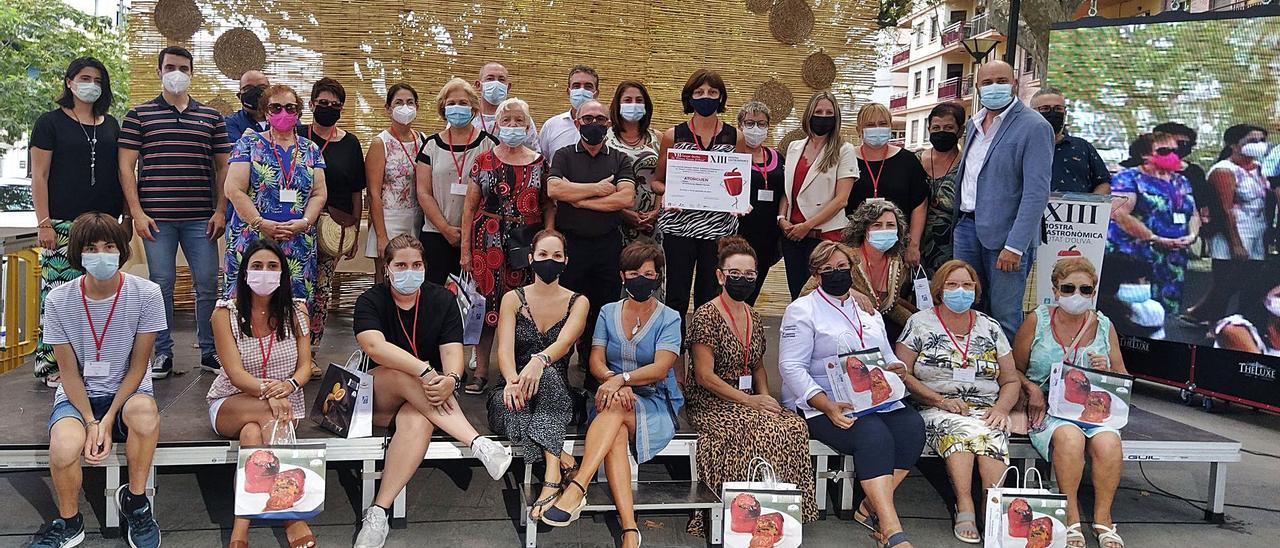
[
  {"left": 245, "top": 269, "right": 281, "bottom": 296},
  {"left": 1266, "top": 295, "right": 1280, "bottom": 317},
  {"left": 742, "top": 125, "right": 768, "bottom": 148},
  {"left": 531, "top": 258, "right": 566, "bottom": 284},
  {"left": 1129, "top": 300, "right": 1166, "bottom": 328},
  {"left": 866, "top": 229, "right": 898, "bottom": 252},
  {"left": 481, "top": 80, "right": 508, "bottom": 105},
  {"left": 579, "top": 123, "right": 607, "bottom": 146},
  {"left": 929, "top": 131, "right": 958, "bottom": 152},
  {"left": 391, "top": 105, "right": 417, "bottom": 125},
  {"left": 240, "top": 85, "right": 265, "bottom": 111},
  {"left": 620, "top": 103, "right": 646, "bottom": 122},
  {"left": 809, "top": 115, "right": 836, "bottom": 137},
  {"left": 313, "top": 104, "right": 341, "bottom": 127},
  {"left": 498, "top": 125, "right": 528, "bottom": 147},
  {"left": 1150, "top": 151, "right": 1182, "bottom": 172},
  {"left": 81, "top": 252, "right": 120, "bottom": 281},
  {"left": 722, "top": 275, "right": 755, "bottom": 302},
  {"left": 1116, "top": 283, "right": 1152, "bottom": 304},
  {"left": 1242, "top": 142, "right": 1269, "bottom": 159},
  {"left": 71, "top": 82, "right": 102, "bottom": 103},
  {"left": 1041, "top": 110, "right": 1066, "bottom": 134},
  {"left": 624, "top": 276, "right": 658, "bottom": 301},
  {"left": 862, "top": 127, "right": 891, "bottom": 147},
  {"left": 569, "top": 88, "right": 594, "bottom": 109},
  {"left": 161, "top": 70, "right": 191, "bottom": 94},
  {"left": 389, "top": 268, "right": 425, "bottom": 295},
  {"left": 819, "top": 269, "right": 853, "bottom": 297},
  {"left": 1058, "top": 293, "right": 1093, "bottom": 315},
  {"left": 978, "top": 83, "right": 1014, "bottom": 111},
  {"left": 1175, "top": 141, "right": 1195, "bottom": 159},
  {"left": 690, "top": 97, "right": 720, "bottom": 117},
  {"left": 267, "top": 110, "right": 299, "bottom": 132},
  {"left": 444, "top": 104, "right": 474, "bottom": 128},
  {"left": 942, "top": 288, "right": 975, "bottom": 313}
]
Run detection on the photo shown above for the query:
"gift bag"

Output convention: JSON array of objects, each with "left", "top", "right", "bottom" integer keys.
[
  {"left": 984, "top": 467, "right": 1061, "bottom": 548},
  {"left": 722, "top": 459, "right": 803, "bottom": 548},
  {"left": 1047, "top": 361, "right": 1133, "bottom": 430},
  {"left": 310, "top": 350, "right": 374, "bottom": 438},
  {"left": 823, "top": 347, "right": 907, "bottom": 417},
  {"left": 912, "top": 265, "right": 934, "bottom": 311},
  {"left": 235, "top": 420, "right": 327, "bottom": 520},
  {"left": 446, "top": 273, "right": 486, "bottom": 345}
]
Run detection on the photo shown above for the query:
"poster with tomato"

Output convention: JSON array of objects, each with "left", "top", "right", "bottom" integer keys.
[
  {"left": 663, "top": 149, "right": 753, "bottom": 214},
  {"left": 995, "top": 494, "right": 1069, "bottom": 548},
  {"left": 1047, "top": 361, "right": 1134, "bottom": 429},
  {"left": 1034, "top": 192, "right": 1112, "bottom": 307},
  {"left": 824, "top": 349, "right": 907, "bottom": 416}
]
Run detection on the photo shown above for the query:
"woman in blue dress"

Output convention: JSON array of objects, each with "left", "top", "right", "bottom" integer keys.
[{"left": 541, "top": 242, "right": 683, "bottom": 548}]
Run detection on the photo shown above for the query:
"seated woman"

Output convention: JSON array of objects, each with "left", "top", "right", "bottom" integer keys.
[
  {"left": 844, "top": 200, "right": 917, "bottom": 339},
  {"left": 351, "top": 234, "right": 512, "bottom": 548},
  {"left": 486, "top": 229, "right": 589, "bottom": 519},
  {"left": 1012, "top": 257, "right": 1128, "bottom": 548},
  {"left": 206, "top": 240, "right": 315, "bottom": 548},
  {"left": 1214, "top": 280, "right": 1280, "bottom": 355},
  {"left": 541, "top": 242, "right": 684, "bottom": 548},
  {"left": 895, "top": 259, "right": 1020, "bottom": 544},
  {"left": 685, "top": 236, "right": 817, "bottom": 537},
  {"left": 778, "top": 241, "right": 924, "bottom": 548}
]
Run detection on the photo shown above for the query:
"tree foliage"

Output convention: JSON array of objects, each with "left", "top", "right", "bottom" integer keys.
[{"left": 0, "top": 0, "right": 128, "bottom": 147}]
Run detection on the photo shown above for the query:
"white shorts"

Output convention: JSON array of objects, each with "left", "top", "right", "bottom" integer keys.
[{"left": 209, "top": 396, "right": 229, "bottom": 436}]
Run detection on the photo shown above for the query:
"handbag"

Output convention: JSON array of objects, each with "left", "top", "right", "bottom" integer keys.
[
  {"left": 984, "top": 467, "right": 1069, "bottom": 548},
  {"left": 503, "top": 223, "right": 539, "bottom": 270},
  {"left": 721, "top": 458, "right": 803, "bottom": 548},
  {"left": 316, "top": 210, "right": 358, "bottom": 257},
  {"left": 310, "top": 350, "right": 374, "bottom": 438},
  {"left": 235, "top": 419, "right": 327, "bottom": 520}
]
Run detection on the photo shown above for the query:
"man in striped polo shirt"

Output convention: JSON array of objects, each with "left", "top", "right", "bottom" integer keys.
[{"left": 118, "top": 46, "right": 230, "bottom": 379}]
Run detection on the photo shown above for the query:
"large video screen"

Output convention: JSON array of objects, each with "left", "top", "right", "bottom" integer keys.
[{"left": 1048, "top": 9, "right": 1280, "bottom": 355}]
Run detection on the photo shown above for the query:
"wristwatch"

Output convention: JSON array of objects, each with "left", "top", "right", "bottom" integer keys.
[{"left": 621, "top": 371, "right": 631, "bottom": 385}]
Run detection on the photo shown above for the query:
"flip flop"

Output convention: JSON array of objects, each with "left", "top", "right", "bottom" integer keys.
[{"left": 464, "top": 376, "right": 488, "bottom": 395}]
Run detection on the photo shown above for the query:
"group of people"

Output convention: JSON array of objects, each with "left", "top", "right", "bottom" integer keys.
[{"left": 29, "top": 46, "right": 1146, "bottom": 548}]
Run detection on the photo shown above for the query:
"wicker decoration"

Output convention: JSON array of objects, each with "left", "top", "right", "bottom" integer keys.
[
  {"left": 770, "top": 0, "right": 814, "bottom": 45},
  {"left": 778, "top": 127, "right": 807, "bottom": 152},
  {"left": 803, "top": 50, "right": 837, "bottom": 89},
  {"left": 153, "top": 0, "right": 202, "bottom": 41},
  {"left": 213, "top": 28, "right": 267, "bottom": 80},
  {"left": 746, "top": 0, "right": 774, "bottom": 15},
  {"left": 754, "top": 78, "right": 795, "bottom": 121},
  {"left": 206, "top": 97, "right": 234, "bottom": 116}
]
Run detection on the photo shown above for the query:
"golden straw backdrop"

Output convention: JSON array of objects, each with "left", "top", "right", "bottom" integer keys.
[{"left": 128, "top": 0, "right": 880, "bottom": 147}]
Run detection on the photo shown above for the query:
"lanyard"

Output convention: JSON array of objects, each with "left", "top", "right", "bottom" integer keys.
[
  {"left": 818, "top": 290, "right": 865, "bottom": 349},
  {"left": 256, "top": 332, "right": 276, "bottom": 378},
  {"left": 1050, "top": 307, "right": 1088, "bottom": 366},
  {"left": 933, "top": 306, "right": 974, "bottom": 367},
  {"left": 397, "top": 292, "right": 421, "bottom": 359},
  {"left": 718, "top": 293, "right": 753, "bottom": 376},
  {"left": 309, "top": 126, "right": 337, "bottom": 158},
  {"left": 689, "top": 118, "right": 720, "bottom": 151},
  {"left": 860, "top": 145, "right": 888, "bottom": 198},
  {"left": 265, "top": 132, "right": 302, "bottom": 191},
  {"left": 392, "top": 130, "right": 418, "bottom": 180},
  {"left": 477, "top": 114, "right": 492, "bottom": 134},
  {"left": 751, "top": 147, "right": 778, "bottom": 188},
  {"left": 80, "top": 275, "right": 124, "bottom": 362},
  {"left": 862, "top": 247, "right": 891, "bottom": 295},
  {"left": 447, "top": 127, "right": 477, "bottom": 183}
]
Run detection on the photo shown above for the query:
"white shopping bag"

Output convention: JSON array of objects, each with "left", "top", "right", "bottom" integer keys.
[
  {"left": 912, "top": 265, "right": 934, "bottom": 311},
  {"left": 1047, "top": 361, "right": 1133, "bottom": 430},
  {"left": 984, "top": 467, "right": 1056, "bottom": 548},
  {"left": 447, "top": 273, "right": 486, "bottom": 345},
  {"left": 235, "top": 419, "right": 327, "bottom": 520},
  {"left": 722, "top": 459, "right": 803, "bottom": 548},
  {"left": 310, "top": 350, "right": 373, "bottom": 438}
]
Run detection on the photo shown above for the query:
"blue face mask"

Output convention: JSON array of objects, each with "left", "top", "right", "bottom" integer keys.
[
  {"left": 81, "top": 252, "right": 120, "bottom": 281},
  {"left": 389, "top": 268, "right": 425, "bottom": 295},
  {"left": 480, "top": 80, "right": 508, "bottom": 106},
  {"left": 444, "top": 105, "right": 473, "bottom": 128},
  {"left": 1116, "top": 283, "right": 1152, "bottom": 304},
  {"left": 862, "top": 127, "right": 892, "bottom": 147},
  {"left": 866, "top": 229, "right": 898, "bottom": 252},
  {"left": 978, "top": 83, "right": 1014, "bottom": 111},
  {"left": 497, "top": 125, "right": 528, "bottom": 147},
  {"left": 569, "top": 88, "right": 594, "bottom": 109},
  {"left": 942, "top": 287, "right": 976, "bottom": 313},
  {"left": 620, "top": 103, "right": 646, "bottom": 122}
]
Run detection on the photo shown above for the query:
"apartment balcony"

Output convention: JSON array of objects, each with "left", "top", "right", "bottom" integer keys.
[
  {"left": 937, "top": 77, "right": 962, "bottom": 101},
  {"left": 961, "top": 75, "right": 974, "bottom": 97},
  {"left": 891, "top": 47, "right": 911, "bottom": 68},
  {"left": 889, "top": 137, "right": 906, "bottom": 148},
  {"left": 889, "top": 93, "right": 908, "bottom": 111},
  {"left": 970, "top": 12, "right": 996, "bottom": 36},
  {"left": 941, "top": 21, "right": 967, "bottom": 48}
]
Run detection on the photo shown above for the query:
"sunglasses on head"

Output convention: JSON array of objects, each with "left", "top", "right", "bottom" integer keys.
[
  {"left": 1059, "top": 284, "right": 1095, "bottom": 296},
  {"left": 266, "top": 103, "right": 300, "bottom": 114}
]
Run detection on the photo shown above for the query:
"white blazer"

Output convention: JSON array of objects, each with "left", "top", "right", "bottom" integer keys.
[{"left": 784, "top": 139, "right": 859, "bottom": 234}]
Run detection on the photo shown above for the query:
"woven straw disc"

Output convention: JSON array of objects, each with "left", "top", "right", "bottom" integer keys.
[
  {"left": 803, "top": 50, "right": 837, "bottom": 89},
  {"left": 770, "top": 0, "right": 815, "bottom": 45},
  {"left": 153, "top": 0, "right": 202, "bottom": 42},
  {"left": 753, "top": 78, "right": 794, "bottom": 121},
  {"left": 206, "top": 97, "right": 235, "bottom": 116},
  {"left": 746, "top": 0, "right": 774, "bottom": 15},
  {"left": 213, "top": 28, "right": 267, "bottom": 80},
  {"left": 778, "top": 127, "right": 807, "bottom": 152}
]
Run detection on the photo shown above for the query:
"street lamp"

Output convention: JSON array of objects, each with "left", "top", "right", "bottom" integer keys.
[{"left": 960, "top": 37, "right": 1001, "bottom": 112}]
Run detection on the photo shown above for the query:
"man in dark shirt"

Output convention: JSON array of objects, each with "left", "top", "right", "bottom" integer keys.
[
  {"left": 223, "top": 70, "right": 269, "bottom": 142},
  {"left": 1031, "top": 87, "right": 1110, "bottom": 194},
  {"left": 547, "top": 99, "right": 636, "bottom": 366}
]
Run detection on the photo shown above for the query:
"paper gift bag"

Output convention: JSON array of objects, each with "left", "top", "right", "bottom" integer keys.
[
  {"left": 823, "top": 348, "right": 907, "bottom": 416},
  {"left": 310, "top": 350, "right": 374, "bottom": 438},
  {"left": 992, "top": 492, "right": 1070, "bottom": 548},
  {"left": 722, "top": 459, "right": 803, "bottom": 548},
  {"left": 235, "top": 420, "right": 327, "bottom": 520},
  {"left": 984, "top": 467, "right": 1054, "bottom": 548},
  {"left": 1047, "top": 362, "right": 1133, "bottom": 429},
  {"left": 446, "top": 273, "right": 486, "bottom": 345}
]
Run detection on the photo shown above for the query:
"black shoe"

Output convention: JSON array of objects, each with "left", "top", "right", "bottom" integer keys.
[
  {"left": 149, "top": 355, "right": 172, "bottom": 379},
  {"left": 29, "top": 517, "right": 85, "bottom": 548},
  {"left": 200, "top": 353, "right": 222, "bottom": 374},
  {"left": 116, "top": 484, "right": 161, "bottom": 548}
]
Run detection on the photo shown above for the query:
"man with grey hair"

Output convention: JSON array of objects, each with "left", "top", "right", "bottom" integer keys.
[
  {"left": 1030, "top": 86, "right": 1111, "bottom": 194},
  {"left": 472, "top": 61, "right": 537, "bottom": 146}
]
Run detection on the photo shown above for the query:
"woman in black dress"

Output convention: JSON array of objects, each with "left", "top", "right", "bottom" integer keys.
[
  {"left": 735, "top": 100, "right": 785, "bottom": 305},
  {"left": 846, "top": 103, "right": 930, "bottom": 268}
]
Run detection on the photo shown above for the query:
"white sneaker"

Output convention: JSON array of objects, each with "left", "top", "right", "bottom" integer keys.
[
  {"left": 353, "top": 505, "right": 389, "bottom": 548},
  {"left": 472, "top": 436, "right": 512, "bottom": 480}
]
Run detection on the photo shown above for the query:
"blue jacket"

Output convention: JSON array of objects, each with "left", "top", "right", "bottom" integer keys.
[
  {"left": 223, "top": 109, "right": 265, "bottom": 145},
  {"left": 953, "top": 98, "right": 1054, "bottom": 253}
]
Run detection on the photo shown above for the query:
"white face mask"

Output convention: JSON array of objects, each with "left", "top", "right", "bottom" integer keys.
[
  {"left": 161, "top": 70, "right": 191, "bottom": 94},
  {"left": 72, "top": 82, "right": 102, "bottom": 103},
  {"left": 742, "top": 125, "right": 768, "bottom": 148},
  {"left": 391, "top": 105, "right": 417, "bottom": 125},
  {"left": 1058, "top": 293, "right": 1094, "bottom": 315}
]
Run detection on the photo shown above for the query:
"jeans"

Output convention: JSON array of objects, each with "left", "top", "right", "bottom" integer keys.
[
  {"left": 780, "top": 237, "right": 822, "bottom": 300},
  {"left": 143, "top": 220, "right": 218, "bottom": 358},
  {"left": 952, "top": 216, "right": 1033, "bottom": 341}
]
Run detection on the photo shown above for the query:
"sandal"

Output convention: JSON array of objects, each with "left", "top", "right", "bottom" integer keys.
[
  {"left": 464, "top": 376, "right": 488, "bottom": 395},
  {"left": 853, "top": 501, "right": 878, "bottom": 533},
  {"left": 621, "top": 527, "right": 643, "bottom": 546},
  {"left": 880, "top": 531, "right": 910, "bottom": 548},
  {"left": 540, "top": 479, "right": 587, "bottom": 527},
  {"left": 44, "top": 373, "right": 62, "bottom": 389},
  {"left": 310, "top": 360, "right": 323, "bottom": 379},
  {"left": 1093, "top": 523, "right": 1125, "bottom": 548},
  {"left": 228, "top": 541, "right": 248, "bottom": 548},
  {"left": 530, "top": 481, "right": 563, "bottom": 520},
  {"left": 952, "top": 511, "right": 980, "bottom": 544},
  {"left": 1065, "top": 523, "right": 1086, "bottom": 548},
  {"left": 289, "top": 535, "right": 316, "bottom": 548}
]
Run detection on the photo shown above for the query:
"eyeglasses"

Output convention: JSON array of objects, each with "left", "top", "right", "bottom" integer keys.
[
  {"left": 266, "top": 103, "right": 300, "bottom": 114},
  {"left": 741, "top": 121, "right": 768, "bottom": 129},
  {"left": 315, "top": 99, "right": 343, "bottom": 109},
  {"left": 624, "top": 272, "right": 659, "bottom": 280},
  {"left": 1034, "top": 105, "right": 1067, "bottom": 114},
  {"left": 817, "top": 264, "right": 851, "bottom": 274},
  {"left": 943, "top": 281, "right": 977, "bottom": 290},
  {"left": 578, "top": 115, "right": 608, "bottom": 125},
  {"left": 1058, "top": 284, "right": 1095, "bottom": 296},
  {"left": 1155, "top": 147, "right": 1177, "bottom": 156},
  {"left": 720, "top": 268, "right": 758, "bottom": 282}
]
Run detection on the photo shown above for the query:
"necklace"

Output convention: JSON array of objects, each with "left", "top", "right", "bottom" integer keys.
[
  {"left": 929, "top": 149, "right": 958, "bottom": 179},
  {"left": 71, "top": 110, "right": 98, "bottom": 186},
  {"left": 618, "top": 128, "right": 645, "bottom": 148}
]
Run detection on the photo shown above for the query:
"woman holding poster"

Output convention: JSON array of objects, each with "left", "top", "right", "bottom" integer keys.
[{"left": 1012, "top": 257, "right": 1128, "bottom": 548}]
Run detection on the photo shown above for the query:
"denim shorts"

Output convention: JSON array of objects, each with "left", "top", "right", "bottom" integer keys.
[{"left": 48, "top": 395, "right": 138, "bottom": 443}]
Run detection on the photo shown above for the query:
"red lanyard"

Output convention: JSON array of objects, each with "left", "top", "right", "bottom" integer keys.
[
  {"left": 689, "top": 118, "right": 720, "bottom": 151},
  {"left": 256, "top": 332, "right": 276, "bottom": 378},
  {"left": 81, "top": 275, "right": 124, "bottom": 362},
  {"left": 860, "top": 145, "right": 888, "bottom": 198},
  {"left": 818, "top": 289, "right": 865, "bottom": 349},
  {"left": 447, "top": 127, "right": 477, "bottom": 183},
  {"left": 266, "top": 133, "right": 302, "bottom": 191},
  {"left": 1050, "top": 307, "right": 1088, "bottom": 366},
  {"left": 751, "top": 148, "right": 777, "bottom": 188},
  {"left": 934, "top": 307, "right": 974, "bottom": 367},
  {"left": 310, "top": 126, "right": 337, "bottom": 158},
  {"left": 477, "top": 114, "right": 492, "bottom": 134},
  {"left": 718, "top": 294, "right": 754, "bottom": 376},
  {"left": 392, "top": 130, "right": 418, "bottom": 179},
  {"left": 397, "top": 292, "right": 421, "bottom": 359}
]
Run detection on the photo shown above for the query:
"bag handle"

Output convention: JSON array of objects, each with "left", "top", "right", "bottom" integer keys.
[
  {"left": 746, "top": 457, "right": 779, "bottom": 488},
  {"left": 267, "top": 418, "right": 297, "bottom": 446},
  {"left": 992, "top": 465, "right": 1021, "bottom": 489},
  {"left": 1023, "top": 466, "right": 1045, "bottom": 490},
  {"left": 345, "top": 350, "right": 370, "bottom": 373}
]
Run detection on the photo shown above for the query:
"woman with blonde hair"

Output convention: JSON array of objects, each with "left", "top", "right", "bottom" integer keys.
[
  {"left": 778, "top": 91, "right": 859, "bottom": 299},
  {"left": 848, "top": 102, "right": 929, "bottom": 268}
]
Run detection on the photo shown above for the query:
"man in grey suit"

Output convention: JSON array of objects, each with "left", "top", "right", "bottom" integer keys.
[{"left": 953, "top": 60, "right": 1053, "bottom": 339}]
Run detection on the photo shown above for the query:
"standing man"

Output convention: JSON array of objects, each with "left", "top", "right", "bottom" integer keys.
[
  {"left": 547, "top": 99, "right": 636, "bottom": 370},
  {"left": 222, "top": 69, "right": 269, "bottom": 141},
  {"left": 538, "top": 65, "right": 599, "bottom": 165},
  {"left": 472, "top": 62, "right": 538, "bottom": 146},
  {"left": 952, "top": 60, "right": 1053, "bottom": 340},
  {"left": 118, "top": 46, "right": 229, "bottom": 379},
  {"left": 1031, "top": 87, "right": 1111, "bottom": 194}
]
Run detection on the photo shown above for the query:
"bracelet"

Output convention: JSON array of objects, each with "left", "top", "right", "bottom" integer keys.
[
  {"left": 251, "top": 217, "right": 265, "bottom": 230},
  {"left": 38, "top": 217, "right": 52, "bottom": 228},
  {"left": 533, "top": 353, "right": 552, "bottom": 367},
  {"left": 288, "top": 378, "right": 301, "bottom": 392},
  {"left": 446, "top": 372, "right": 463, "bottom": 385}
]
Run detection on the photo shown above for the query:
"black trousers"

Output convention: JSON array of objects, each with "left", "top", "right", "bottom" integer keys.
[
  {"left": 740, "top": 228, "right": 782, "bottom": 306},
  {"left": 662, "top": 233, "right": 722, "bottom": 329},
  {"left": 806, "top": 406, "right": 925, "bottom": 481},
  {"left": 560, "top": 230, "right": 624, "bottom": 367},
  {"left": 780, "top": 236, "right": 822, "bottom": 300},
  {"left": 420, "top": 231, "right": 461, "bottom": 286}
]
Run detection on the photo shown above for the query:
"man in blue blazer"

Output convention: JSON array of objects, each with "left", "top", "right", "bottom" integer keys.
[{"left": 952, "top": 60, "right": 1053, "bottom": 339}]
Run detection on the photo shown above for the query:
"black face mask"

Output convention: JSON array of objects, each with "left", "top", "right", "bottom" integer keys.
[
  {"left": 240, "top": 86, "right": 265, "bottom": 111},
  {"left": 530, "top": 258, "right": 566, "bottom": 284},
  {"left": 313, "top": 104, "right": 342, "bottom": 127},
  {"left": 819, "top": 269, "right": 853, "bottom": 296},
  {"left": 809, "top": 115, "right": 836, "bottom": 137},
  {"left": 722, "top": 276, "right": 755, "bottom": 302},
  {"left": 929, "top": 131, "right": 959, "bottom": 152},
  {"left": 624, "top": 275, "right": 659, "bottom": 301},
  {"left": 1041, "top": 110, "right": 1066, "bottom": 134},
  {"left": 690, "top": 97, "right": 720, "bottom": 117},
  {"left": 1175, "top": 140, "right": 1195, "bottom": 159},
  {"left": 580, "top": 123, "right": 607, "bottom": 146}
]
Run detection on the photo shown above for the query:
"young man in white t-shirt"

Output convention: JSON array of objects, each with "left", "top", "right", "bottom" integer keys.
[{"left": 32, "top": 212, "right": 167, "bottom": 548}]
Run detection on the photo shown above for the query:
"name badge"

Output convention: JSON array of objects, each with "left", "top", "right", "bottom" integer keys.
[
  {"left": 738, "top": 375, "right": 753, "bottom": 391},
  {"left": 278, "top": 188, "right": 299, "bottom": 204},
  {"left": 450, "top": 182, "right": 469, "bottom": 196},
  {"left": 83, "top": 360, "right": 111, "bottom": 378},
  {"left": 1172, "top": 212, "right": 1187, "bottom": 225},
  {"left": 952, "top": 364, "right": 977, "bottom": 383},
  {"left": 914, "top": 278, "right": 934, "bottom": 311},
  {"left": 757, "top": 189, "right": 774, "bottom": 202}
]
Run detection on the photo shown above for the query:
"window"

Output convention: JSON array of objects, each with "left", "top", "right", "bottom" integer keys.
[
  {"left": 930, "top": 16, "right": 939, "bottom": 41},
  {"left": 913, "top": 72, "right": 922, "bottom": 96},
  {"left": 915, "top": 26, "right": 923, "bottom": 46},
  {"left": 1024, "top": 51, "right": 1036, "bottom": 77},
  {"left": 927, "top": 67, "right": 936, "bottom": 93},
  {"left": 949, "top": 10, "right": 967, "bottom": 25},
  {"left": 910, "top": 120, "right": 919, "bottom": 146}
]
